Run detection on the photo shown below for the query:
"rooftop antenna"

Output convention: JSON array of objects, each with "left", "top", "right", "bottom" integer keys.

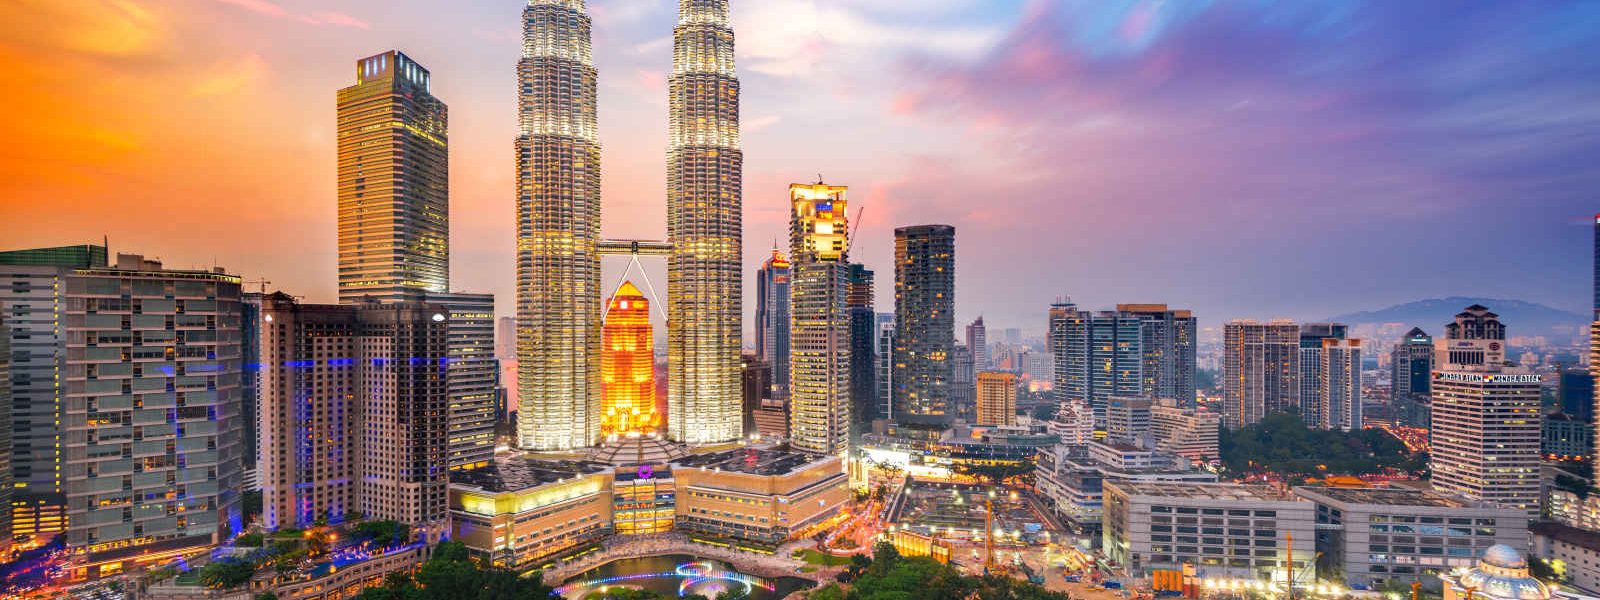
[{"left": 816, "top": 172, "right": 825, "bottom": 185}]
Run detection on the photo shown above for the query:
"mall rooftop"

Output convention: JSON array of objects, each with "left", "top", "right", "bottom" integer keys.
[
  {"left": 450, "top": 457, "right": 609, "bottom": 493},
  {"left": 673, "top": 448, "right": 828, "bottom": 476},
  {"left": 1110, "top": 482, "right": 1296, "bottom": 502},
  {"left": 1295, "top": 486, "right": 1484, "bottom": 508}
]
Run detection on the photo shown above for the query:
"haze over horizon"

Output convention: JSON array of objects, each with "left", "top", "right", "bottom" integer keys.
[{"left": 4, "top": 0, "right": 1598, "bottom": 337}]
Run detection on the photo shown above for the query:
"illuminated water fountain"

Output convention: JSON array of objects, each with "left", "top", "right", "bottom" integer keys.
[{"left": 555, "top": 556, "right": 808, "bottom": 599}]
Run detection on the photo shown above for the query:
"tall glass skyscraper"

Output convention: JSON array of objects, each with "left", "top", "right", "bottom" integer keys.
[
  {"left": 892, "top": 225, "right": 956, "bottom": 427},
  {"left": 517, "top": 0, "right": 603, "bottom": 450},
  {"left": 667, "top": 0, "right": 744, "bottom": 444},
  {"left": 1390, "top": 328, "right": 1433, "bottom": 427},
  {"left": 336, "top": 51, "right": 449, "bottom": 304},
  {"left": 788, "top": 183, "right": 850, "bottom": 455},
  {"left": 755, "top": 249, "right": 791, "bottom": 400},
  {"left": 847, "top": 263, "right": 877, "bottom": 427}
]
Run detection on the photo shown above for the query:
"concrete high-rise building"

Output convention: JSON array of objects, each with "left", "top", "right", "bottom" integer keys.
[
  {"left": 427, "top": 292, "right": 498, "bottom": 471},
  {"left": 496, "top": 316, "right": 516, "bottom": 361},
  {"left": 976, "top": 371, "right": 1018, "bottom": 426},
  {"left": 848, "top": 264, "right": 876, "bottom": 428},
  {"left": 241, "top": 293, "right": 262, "bottom": 480},
  {"left": 1430, "top": 370, "right": 1542, "bottom": 518},
  {"left": 1222, "top": 320, "right": 1300, "bottom": 429},
  {"left": 601, "top": 283, "right": 659, "bottom": 439},
  {"left": 0, "top": 312, "right": 12, "bottom": 553},
  {"left": 1106, "top": 396, "right": 1154, "bottom": 446},
  {"left": 967, "top": 316, "right": 989, "bottom": 371},
  {"left": 892, "top": 225, "right": 956, "bottom": 427},
  {"left": 1391, "top": 327, "right": 1434, "bottom": 427},
  {"left": 1436, "top": 305, "right": 1507, "bottom": 369},
  {"left": 952, "top": 345, "right": 975, "bottom": 421},
  {"left": 259, "top": 294, "right": 450, "bottom": 536},
  {"left": 787, "top": 183, "right": 850, "bottom": 455},
  {"left": 337, "top": 51, "right": 449, "bottom": 304},
  {"left": 1150, "top": 402, "right": 1220, "bottom": 463},
  {"left": 1591, "top": 321, "right": 1600, "bottom": 471},
  {"left": 874, "top": 313, "right": 895, "bottom": 423},
  {"left": 1298, "top": 323, "right": 1348, "bottom": 428},
  {"left": 1118, "top": 304, "right": 1198, "bottom": 408},
  {"left": 0, "top": 244, "right": 106, "bottom": 538},
  {"left": 1049, "top": 303, "right": 1142, "bottom": 427},
  {"left": 740, "top": 353, "right": 771, "bottom": 437},
  {"left": 517, "top": 0, "right": 602, "bottom": 451},
  {"left": 755, "top": 248, "right": 791, "bottom": 400},
  {"left": 65, "top": 255, "right": 245, "bottom": 577},
  {"left": 667, "top": 0, "right": 744, "bottom": 445},
  {"left": 1319, "top": 338, "right": 1363, "bottom": 431},
  {"left": 1049, "top": 400, "right": 1096, "bottom": 445}
]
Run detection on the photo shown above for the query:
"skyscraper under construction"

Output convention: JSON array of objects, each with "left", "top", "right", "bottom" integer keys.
[
  {"left": 667, "top": 0, "right": 743, "bottom": 444},
  {"left": 516, "top": 0, "right": 603, "bottom": 450}
]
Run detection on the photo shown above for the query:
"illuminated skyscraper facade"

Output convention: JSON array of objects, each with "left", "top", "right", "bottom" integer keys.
[
  {"left": 517, "top": 0, "right": 603, "bottom": 450},
  {"left": 1391, "top": 328, "right": 1434, "bottom": 428},
  {"left": 893, "top": 225, "right": 956, "bottom": 427},
  {"left": 668, "top": 0, "right": 743, "bottom": 445},
  {"left": 1222, "top": 320, "right": 1300, "bottom": 429},
  {"left": 976, "top": 371, "right": 1018, "bottom": 427},
  {"left": 755, "top": 249, "right": 791, "bottom": 400},
  {"left": 788, "top": 183, "right": 850, "bottom": 455},
  {"left": 336, "top": 51, "right": 449, "bottom": 304},
  {"left": 1049, "top": 303, "right": 1142, "bottom": 427},
  {"left": 602, "top": 283, "right": 660, "bottom": 439}
]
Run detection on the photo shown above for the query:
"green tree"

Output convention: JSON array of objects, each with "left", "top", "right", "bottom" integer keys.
[
  {"left": 197, "top": 558, "right": 256, "bottom": 590},
  {"left": 351, "top": 520, "right": 412, "bottom": 547},
  {"left": 254, "top": 593, "right": 280, "bottom": 600}
]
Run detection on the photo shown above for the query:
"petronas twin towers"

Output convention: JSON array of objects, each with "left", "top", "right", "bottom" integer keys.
[{"left": 516, "top": 0, "right": 743, "bottom": 451}]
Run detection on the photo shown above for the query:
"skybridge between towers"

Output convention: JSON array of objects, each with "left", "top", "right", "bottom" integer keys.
[{"left": 598, "top": 239, "right": 673, "bottom": 257}]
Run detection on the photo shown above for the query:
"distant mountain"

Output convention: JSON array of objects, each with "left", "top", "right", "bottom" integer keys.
[{"left": 1328, "top": 297, "right": 1587, "bottom": 344}]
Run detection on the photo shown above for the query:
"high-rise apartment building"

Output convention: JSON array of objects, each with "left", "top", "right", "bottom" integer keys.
[
  {"left": 1591, "top": 321, "right": 1600, "bottom": 470},
  {"left": 601, "top": 283, "right": 659, "bottom": 438},
  {"left": 65, "top": 255, "right": 245, "bottom": 577},
  {"left": 967, "top": 316, "right": 989, "bottom": 371},
  {"left": 1319, "top": 338, "right": 1363, "bottom": 431},
  {"left": 1222, "top": 320, "right": 1300, "bottom": 429},
  {"left": 952, "top": 344, "right": 975, "bottom": 421},
  {"left": 892, "top": 225, "right": 956, "bottom": 427},
  {"left": 755, "top": 248, "right": 791, "bottom": 400},
  {"left": 1391, "top": 327, "right": 1433, "bottom": 427},
  {"left": 1298, "top": 323, "right": 1348, "bottom": 428},
  {"left": 1049, "top": 303, "right": 1142, "bottom": 427},
  {"left": 517, "top": 0, "right": 602, "bottom": 451},
  {"left": 259, "top": 294, "right": 449, "bottom": 535},
  {"left": 976, "top": 371, "right": 1018, "bottom": 426},
  {"left": 0, "top": 312, "right": 12, "bottom": 553},
  {"left": 788, "top": 183, "right": 850, "bottom": 455},
  {"left": 848, "top": 264, "right": 876, "bottom": 428},
  {"left": 336, "top": 51, "right": 449, "bottom": 304},
  {"left": 666, "top": 0, "right": 744, "bottom": 445},
  {"left": 1429, "top": 371, "right": 1542, "bottom": 518},
  {"left": 427, "top": 292, "right": 498, "bottom": 471},
  {"left": 0, "top": 244, "right": 105, "bottom": 538},
  {"left": 874, "top": 313, "right": 895, "bottom": 423},
  {"left": 1117, "top": 305, "right": 1197, "bottom": 407},
  {"left": 1436, "top": 305, "right": 1506, "bottom": 369}
]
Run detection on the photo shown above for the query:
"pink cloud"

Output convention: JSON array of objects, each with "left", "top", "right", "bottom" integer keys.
[{"left": 216, "top": 0, "right": 368, "bottom": 29}]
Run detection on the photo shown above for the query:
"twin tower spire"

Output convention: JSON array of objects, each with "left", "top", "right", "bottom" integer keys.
[{"left": 516, "top": 0, "right": 743, "bottom": 450}]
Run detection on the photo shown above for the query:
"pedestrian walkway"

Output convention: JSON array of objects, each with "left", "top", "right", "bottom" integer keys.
[{"left": 538, "top": 532, "right": 833, "bottom": 585}]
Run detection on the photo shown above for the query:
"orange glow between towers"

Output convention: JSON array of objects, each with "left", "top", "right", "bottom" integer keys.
[{"left": 602, "top": 281, "right": 659, "bottom": 438}]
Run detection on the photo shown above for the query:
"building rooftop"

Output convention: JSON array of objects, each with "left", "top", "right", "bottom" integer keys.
[
  {"left": 450, "top": 456, "right": 609, "bottom": 493},
  {"left": 673, "top": 447, "right": 826, "bottom": 476},
  {"left": 1109, "top": 481, "right": 1296, "bottom": 502},
  {"left": 1294, "top": 486, "right": 1480, "bottom": 508},
  {"left": 1532, "top": 521, "right": 1600, "bottom": 553}
]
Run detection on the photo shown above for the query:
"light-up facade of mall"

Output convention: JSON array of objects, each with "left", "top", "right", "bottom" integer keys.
[
  {"left": 516, "top": 0, "right": 603, "bottom": 451},
  {"left": 602, "top": 282, "right": 660, "bottom": 438},
  {"left": 336, "top": 51, "right": 449, "bottom": 304},
  {"left": 668, "top": 0, "right": 745, "bottom": 445}
]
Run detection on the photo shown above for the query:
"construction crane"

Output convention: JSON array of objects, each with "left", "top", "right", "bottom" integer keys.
[{"left": 244, "top": 279, "right": 271, "bottom": 294}]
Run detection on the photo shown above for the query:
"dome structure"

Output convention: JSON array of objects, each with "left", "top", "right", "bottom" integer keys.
[{"left": 1443, "top": 545, "right": 1551, "bottom": 600}]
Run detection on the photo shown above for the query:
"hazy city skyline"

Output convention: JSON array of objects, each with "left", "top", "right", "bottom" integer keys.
[{"left": 5, "top": 0, "right": 1599, "bottom": 336}]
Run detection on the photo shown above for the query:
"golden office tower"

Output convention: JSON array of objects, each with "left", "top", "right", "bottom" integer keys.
[
  {"left": 602, "top": 282, "right": 660, "bottom": 438},
  {"left": 517, "top": 0, "right": 603, "bottom": 450},
  {"left": 976, "top": 371, "right": 1018, "bottom": 427},
  {"left": 788, "top": 183, "right": 851, "bottom": 455},
  {"left": 668, "top": 0, "right": 744, "bottom": 444},
  {"left": 336, "top": 51, "right": 449, "bottom": 304}
]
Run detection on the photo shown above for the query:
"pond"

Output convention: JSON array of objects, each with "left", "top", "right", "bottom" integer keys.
[{"left": 555, "top": 554, "right": 813, "bottom": 599}]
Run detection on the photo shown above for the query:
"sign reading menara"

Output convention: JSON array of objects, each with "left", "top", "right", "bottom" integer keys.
[{"left": 517, "top": 0, "right": 743, "bottom": 450}]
